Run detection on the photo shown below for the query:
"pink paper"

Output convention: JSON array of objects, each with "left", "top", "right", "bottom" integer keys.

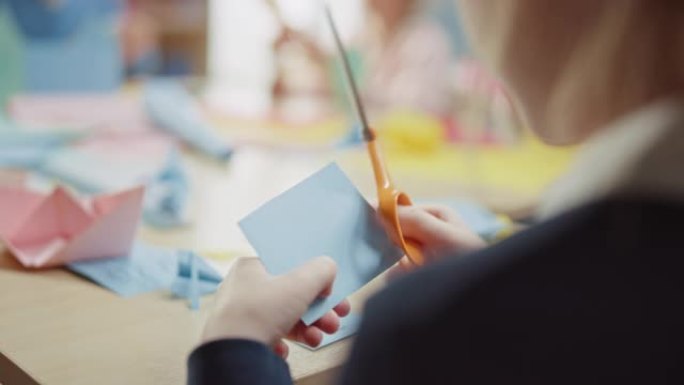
[
  {"left": 9, "top": 94, "right": 153, "bottom": 135},
  {"left": 0, "top": 186, "right": 144, "bottom": 269}
]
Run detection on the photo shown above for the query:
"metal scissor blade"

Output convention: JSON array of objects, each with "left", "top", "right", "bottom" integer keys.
[{"left": 324, "top": 3, "right": 374, "bottom": 142}]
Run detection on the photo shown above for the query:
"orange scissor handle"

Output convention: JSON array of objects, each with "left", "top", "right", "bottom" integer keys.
[{"left": 367, "top": 136, "right": 426, "bottom": 266}]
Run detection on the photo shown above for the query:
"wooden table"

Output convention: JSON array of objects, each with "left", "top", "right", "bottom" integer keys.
[
  {"left": 0, "top": 249, "right": 383, "bottom": 385},
  {"left": 0, "top": 149, "right": 391, "bottom": 385},
  {"left": 0, "top": 139, "right": 541, "bottom": 384}
]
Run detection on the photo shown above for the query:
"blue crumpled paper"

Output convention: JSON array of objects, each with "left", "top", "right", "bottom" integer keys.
[
  {"left": 67, "top": 243, "right": 222, "bottom": 307},
  {"left": 240, "top": 163, "right": 403, "bottom": 326},
  {"left": 171, "top": 251, "right": 223, "bottom": 310},
  {"left": 145, "top": 80, "right": 232, "bottom": 161},
  {"left": 142, "top": 148, "right": 190, "bottom": 228}
]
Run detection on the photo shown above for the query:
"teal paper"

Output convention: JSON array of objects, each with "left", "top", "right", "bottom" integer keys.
[
  {"left": 68, "top": 243, "right": 177, "bottom": 297},
  {"left": 40, "top": 147, "right": 190, "bottom": 229},
  {"left": 240, "top": 163, "right": 403, "bottom": 326}
]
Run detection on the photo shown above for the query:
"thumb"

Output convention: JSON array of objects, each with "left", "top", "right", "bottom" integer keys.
[{"left": 278, "top": 256, "right": 337, "bottom": 305}]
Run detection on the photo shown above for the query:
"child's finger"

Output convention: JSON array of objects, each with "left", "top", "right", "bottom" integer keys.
[
  {"left": 313, "top": 311, "right": 341, "bottom": 334},
  {"left": 273, "top": 340, "right": 290, "bottom": 359},
  {"left": 333, "top": 300, "right": 351, "bottom": 317}
]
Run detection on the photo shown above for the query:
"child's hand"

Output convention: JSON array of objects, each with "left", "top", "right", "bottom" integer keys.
[
  {"left": 201, "top": 257, "right": 350, "bottom": 359},
  {"left": 389, "top": 205, "right": 486, "bottom": 277}
]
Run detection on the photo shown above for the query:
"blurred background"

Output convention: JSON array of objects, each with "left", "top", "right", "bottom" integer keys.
[{"left": 0, "top": 0, "right": 576, "bottom": 256}]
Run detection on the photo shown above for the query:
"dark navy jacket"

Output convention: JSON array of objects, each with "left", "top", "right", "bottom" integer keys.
[{"left": 189, "top": 197, "right": 684, "bottom": 385}]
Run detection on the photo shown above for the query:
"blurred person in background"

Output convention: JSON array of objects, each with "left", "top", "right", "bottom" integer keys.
[
  {"left": 0, "top": 0, "right": 123, "bottom": 92},
  {"left": 190, "top": 0, "right": 684, "bottom": 384},
  {"left": 120, "top": 0, "right": 162, "bottom": 78},
  {"left": 271, "top": 0, "right": 454, "bottom": 117},
  {"left": 1, "top": 0, "right": 119, "bottom": 40}
]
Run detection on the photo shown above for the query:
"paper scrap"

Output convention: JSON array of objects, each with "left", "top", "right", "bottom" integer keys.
[
  {"left": 68, "top": 243, "right": 222, "bottom": 298},
  {"left": 171, "top": 251, "right": 223, "bottom": 308},
  {"left": 240, "top": 163, "right": 403, "bottom": 326}
]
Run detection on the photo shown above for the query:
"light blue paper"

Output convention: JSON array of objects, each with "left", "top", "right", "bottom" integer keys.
[
  {"left": 0, "top": 114, "right": 80, "bottom": 147},
  {"left": 0, "top": 113, "right": 81, "bottom": 168},
  {"left": 336, "top": 123, "right": 364, "bottom": 148},
  {"left": 143, "top": 148, "right": 190, "bottom": 228},
  {"left": 68, "top": 243, "right": 222, "bottom": 298},
  {"left": 240, "top": 163, "right": 403, "bottom": 326},
  {"left": 39, "top": 147, "right": 190, "bottom": 229},
  {"left": 420, "top": 199, "right": 506, "bottom": 240},
  {"left": 170, "top": 251, "right": 223, "bottom": 309},
  {"left": 145, "top": 80, "right": 232, "bottom": 161},
  {"left": 39, "top": 149, "right": 112, "bottom": 193},
  {"left": 67, "top": 243, "right": 178, "bottom": 297},
  {"left": 0, "top": 145, "right": 51, "bottom": 168}
]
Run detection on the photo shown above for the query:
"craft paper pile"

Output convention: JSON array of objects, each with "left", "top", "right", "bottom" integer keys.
[
  {"left": 0, "top": 186, "right": 143, "bottom": 268},
  {"left": 240, "top": 163, "right": 403, "bottom": 326}
]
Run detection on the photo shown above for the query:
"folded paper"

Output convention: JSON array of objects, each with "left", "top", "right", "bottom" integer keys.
[
  {"left": 240, "top": 163, "right": 403, "bottom": 326},
  {"left": 68, "top": 243, "right": 222, "bottom": 299},
  {"left": 0, "top": 186, "right": 143, "bottom": 268},
  {"left": 143, "top": 148, "right": 190, "bottom": 228},
  {"left": 145, "top": 80, "right": 232, "bottom": 161},
  {"left": 171, "top": 251, "right": 224, "bottom": 309}
]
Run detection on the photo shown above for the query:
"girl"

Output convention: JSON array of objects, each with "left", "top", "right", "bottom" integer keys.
[
  {"left": 191, "top": 1, "right": 684, "bottom": 384},
  {"left": 272, "top": 0, "right": 454, "bottom": 116}
]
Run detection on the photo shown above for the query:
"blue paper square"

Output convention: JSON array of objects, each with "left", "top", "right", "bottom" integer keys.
[{"left": 239, "top": 163, "right": 403, "bottom": 325}]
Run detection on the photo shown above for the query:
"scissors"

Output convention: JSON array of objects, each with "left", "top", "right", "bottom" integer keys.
[{"left": 324, "top": 5, "right": 425, "bottom": 266}]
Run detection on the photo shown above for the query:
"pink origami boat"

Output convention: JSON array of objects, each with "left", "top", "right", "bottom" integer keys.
[{"left": 0, "top": 186, "right": 144, "bottom": 268}]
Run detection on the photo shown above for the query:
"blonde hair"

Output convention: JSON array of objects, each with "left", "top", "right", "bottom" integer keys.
[
  {"left": 549, "top": 2, "right": 684, "bottom": 141},
  {"left": 471, "top": 1, "right": 684, "bottom": 143}
]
